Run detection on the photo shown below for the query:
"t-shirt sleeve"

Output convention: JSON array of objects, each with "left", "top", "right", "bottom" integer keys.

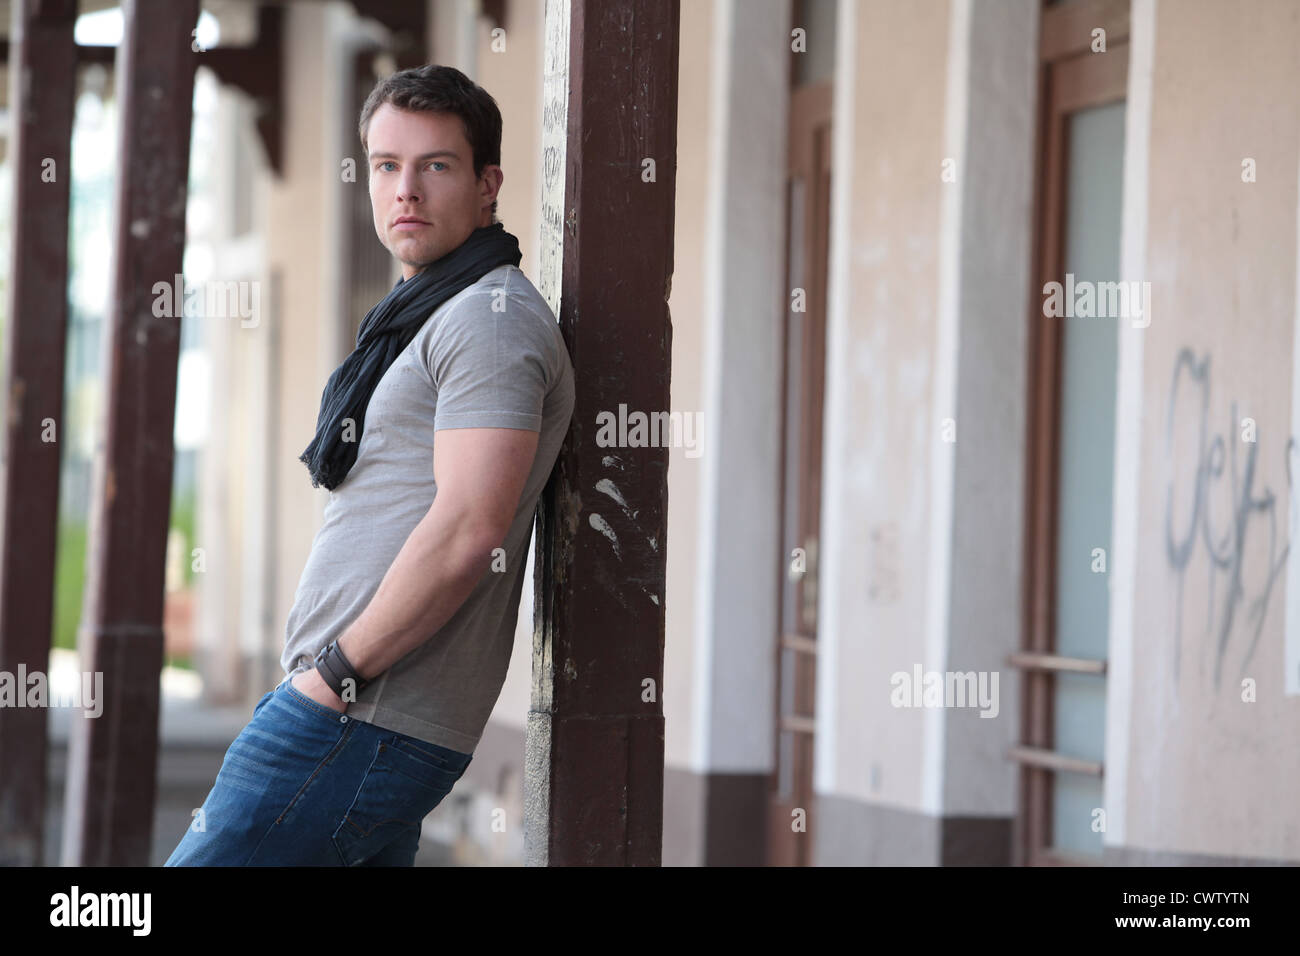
[{"left": 424, "top": 289, "right": 554, "bottom": 432}]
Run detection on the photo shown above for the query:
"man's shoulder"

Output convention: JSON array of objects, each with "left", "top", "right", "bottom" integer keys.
[
  {"left": 439, "top": 264, "right": 561, "bottom": 347},
  {"left": 467, "top": 263, "right": 556, "bottom": 326},
  {"left": 416, "top": 263, "right": 568, "bottom": 375}
]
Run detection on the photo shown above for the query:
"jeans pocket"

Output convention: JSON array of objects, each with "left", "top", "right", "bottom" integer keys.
[
  {"left": 331, "top": 736, "right": 463, "bottom": 866},
  {"left": 387, "top": 734, "right": 473, "bottom": 779},
  {"left": 282, "top": 680, "right": 348, "bottom": 720}
]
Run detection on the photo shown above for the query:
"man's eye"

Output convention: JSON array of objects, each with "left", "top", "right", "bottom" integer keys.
[
  {"left": 429, "top": 162, "right": 446, "bottom": 171},
  {"left": 378, "top": 161, "right": 395, "bottom": 172}
]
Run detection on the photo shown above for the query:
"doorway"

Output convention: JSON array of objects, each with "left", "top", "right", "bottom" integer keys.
[
  {"left": 1016, "top": 0, "right": 1130, "bottom": 866},
  {"left": 767, "top": 0, "right": 835, "bottom": 868}
]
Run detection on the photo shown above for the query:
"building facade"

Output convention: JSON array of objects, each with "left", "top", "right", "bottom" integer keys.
[{"left": 180, "top": 0, "right": 1300, "bottom": 866}]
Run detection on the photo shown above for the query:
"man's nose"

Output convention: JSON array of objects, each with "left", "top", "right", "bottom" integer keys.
[{"left": 396, "top": 170, "right": 421, "bottom": 203}]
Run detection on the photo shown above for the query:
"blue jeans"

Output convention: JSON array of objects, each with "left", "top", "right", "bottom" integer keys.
[{"left": 164, "top": 679, "right": 472, "bottom": 866}]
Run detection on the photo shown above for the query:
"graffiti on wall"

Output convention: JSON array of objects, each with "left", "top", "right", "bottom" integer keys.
[{"left": 1164, "top": 348, "right": 1292, "bottom": 690}]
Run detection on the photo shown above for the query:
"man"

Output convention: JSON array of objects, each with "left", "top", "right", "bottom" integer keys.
[{"left": 165, "top": 64, "right": 574, "bottom": 866}]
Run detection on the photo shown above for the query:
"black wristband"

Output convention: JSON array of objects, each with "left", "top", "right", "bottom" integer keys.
[{"left": 313, "top": 641, "right": 368, "bottom": 699}]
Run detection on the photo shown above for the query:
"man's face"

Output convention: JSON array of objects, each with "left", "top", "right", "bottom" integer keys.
[{"left": 366, "top": 103, "right": 503, "bottom": 279}]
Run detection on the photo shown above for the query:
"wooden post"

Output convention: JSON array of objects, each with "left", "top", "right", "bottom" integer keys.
[
  {"left": 0, "top": 0, "right": 78, "bottom": 867},
  {"left": 529, "top": 0, "right": 679, "bottom": 866},
  {"left": 61, "top": 0, "right": 198, "bottom": 866}
]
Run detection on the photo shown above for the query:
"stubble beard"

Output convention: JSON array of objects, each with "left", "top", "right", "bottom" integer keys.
[{"left": 389, "top": 231, "right": 447, "bottom": 275}]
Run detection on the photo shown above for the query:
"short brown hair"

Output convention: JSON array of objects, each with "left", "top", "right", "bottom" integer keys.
[{"left": 358, "top": 64, "right": 503, "bottom": 218}]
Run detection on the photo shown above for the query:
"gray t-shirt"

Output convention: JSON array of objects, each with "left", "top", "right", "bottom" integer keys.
[{"left": 280, "top": 262, "right": 574, "bottom": 754}]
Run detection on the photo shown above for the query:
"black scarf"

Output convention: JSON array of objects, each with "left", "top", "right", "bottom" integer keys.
[{"left": 299, "top": 222, "right": 522, "bottom": 490}]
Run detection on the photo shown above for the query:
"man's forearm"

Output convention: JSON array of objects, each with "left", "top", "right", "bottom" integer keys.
[{"left": 335, "top": 503, "right": 496, "bottom": 683}]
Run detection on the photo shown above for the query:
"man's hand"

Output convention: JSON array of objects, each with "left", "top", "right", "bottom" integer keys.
[{"left": 290, "top": 667, "right": 348, "bottom": 715}]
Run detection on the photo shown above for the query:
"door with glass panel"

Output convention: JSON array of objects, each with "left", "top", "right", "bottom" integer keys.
[
  {"left": 1016, "top": 0, "right": 1129, "bottom": 866},
  {"left": 768, "top": 0, "right": 834, "bottom": 868}
]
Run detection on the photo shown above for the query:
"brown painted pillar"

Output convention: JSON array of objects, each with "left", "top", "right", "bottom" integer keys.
[
  {"left": 62, "top": 0, "right": 198, "bottom": 866},
  {"left": 0, "top": 0, "right": 78, "bottom": 868},
  {"left": 529, "top": 0, "right": 679, "bottom": 866}
]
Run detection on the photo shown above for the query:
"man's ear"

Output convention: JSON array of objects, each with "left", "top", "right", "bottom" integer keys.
[{"left": 481, "top": 165, "right": 504, "bottom": 208}]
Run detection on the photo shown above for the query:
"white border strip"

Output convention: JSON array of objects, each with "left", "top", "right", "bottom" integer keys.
[
  {"left": 920, "top": 0, "right": 972, "bottom": 816},
  {"left": 690, "top": 0, "right": 734, "bottom": 771},
  {"left": 814, "top": 0, "right": 857, "bottom": 797},
  {"left": 1104, "top": 0, "right": 1158, "bottom": 849}
]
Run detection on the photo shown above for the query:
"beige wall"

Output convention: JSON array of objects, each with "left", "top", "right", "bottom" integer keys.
[
  {"left": 474, "top": 0, "right": 545, "bottom": 277},
  {"left": 689, "top": 0, "right": 789, "bottom": 777},
  {"left": 1122, "top": 0, "right": 1300, "bottom": 859},
  {"left": 267, "top": 2, "right": 333, "bottom": 677},
  {"left": 821, "top": 0, "right": 952, "bottom": 812}
]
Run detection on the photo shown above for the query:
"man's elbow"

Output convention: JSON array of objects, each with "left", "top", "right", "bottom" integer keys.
[{"left": 443, "top": 510, "right": 512, "bottom": 576}]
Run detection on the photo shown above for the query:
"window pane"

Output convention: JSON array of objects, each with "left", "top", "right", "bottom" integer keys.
[
  {"left": 1052, "top": 772, "right": 1105, "bottom": 856},
  {"left": 1051, "top": 98, "right": 1126, "bottom": 859}
]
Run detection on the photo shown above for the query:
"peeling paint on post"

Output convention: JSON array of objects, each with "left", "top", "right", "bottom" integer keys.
[
  {"left": 61, "top": 0, "right": 200, "bottom": 867},
  {"left": 537, "top": 0, "right": 570, "bottom": 320},
  {"left": 530, "top": 0, "right": 678, "bottom": 866}
]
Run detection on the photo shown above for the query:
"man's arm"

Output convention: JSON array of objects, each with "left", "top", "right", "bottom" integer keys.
[{"left": 294, "top": 425, "right": 539, "bottom": 709}]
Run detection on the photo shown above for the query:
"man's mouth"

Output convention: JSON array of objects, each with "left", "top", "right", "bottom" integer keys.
[{"left": 393, "top": 217, "right": 431, "bottom": 231}]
